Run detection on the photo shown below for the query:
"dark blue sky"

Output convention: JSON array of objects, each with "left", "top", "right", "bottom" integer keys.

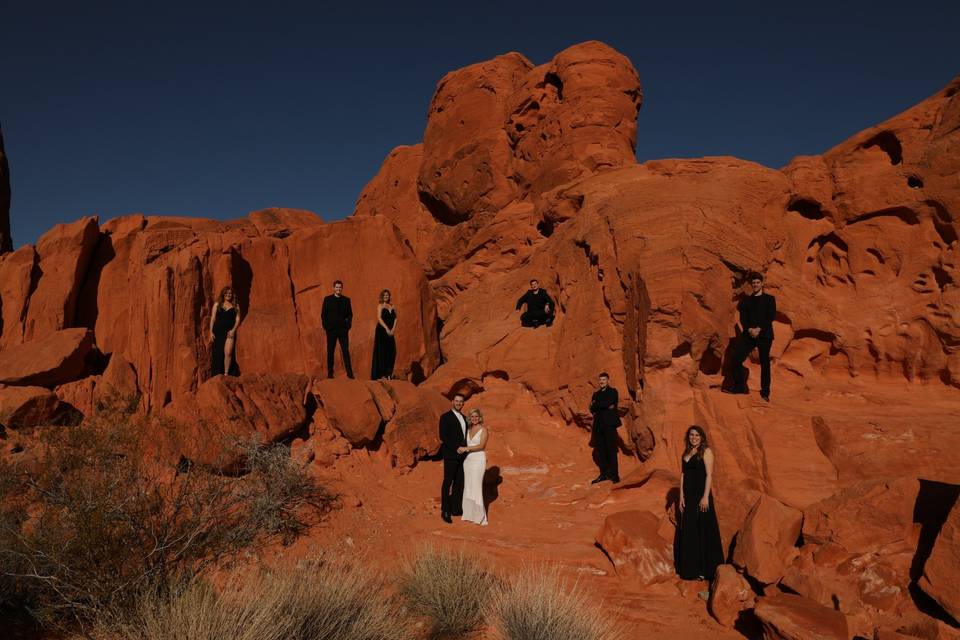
[{"left": 2, "top": 1, "right": 958, "bottom": 247}]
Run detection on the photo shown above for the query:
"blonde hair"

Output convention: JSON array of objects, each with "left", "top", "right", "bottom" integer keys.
[{"left": 468, "top": 408, "right": 484, "bottom": 424}]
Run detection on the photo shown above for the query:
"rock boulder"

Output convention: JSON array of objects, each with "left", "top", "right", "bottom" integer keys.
[
  {"left": 754, "top": 592, "right": 848, "bottom": 640},
  {"left": 732, "top": 494, "right": 803, "bottom": 585},
  {"left": 0, "top": 385, "right": 61, "bottom": 429},
  {"left": 919, "top": 499, "right": 960, "bottom": 622},
  {"left": 595, "top": 510, "right": 674, "bottom": 585},
  {"left": 162, "top": 373, "right": 309, "bottom": 468},
  {"left": 708, "top": 564, "right": 755, "bottom": 627},
  {"left": 0, "top": 328, "right": 97, "bottom": 387}
]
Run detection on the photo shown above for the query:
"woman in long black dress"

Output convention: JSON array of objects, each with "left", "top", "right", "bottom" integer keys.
[
  {"left": 371, "top": 289, "right": 397, "bottom": 380},
  {"left": 676, "top": 425, "right": 724, "bottom": 580},
  {"left": 209, "top": 286, "right": 241, "bottom": 376}
]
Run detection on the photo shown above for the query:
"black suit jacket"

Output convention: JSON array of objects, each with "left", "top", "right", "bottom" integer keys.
[
  {"left": 737, "top": 292, "right": 776, "bottom": 340},
  {"left": 321, "top": 294, "right": 353, "bottom": 333},
  {"left": 438, "top": 409, "right": 467, "bottom": 461},
  {"left": 515, "top": 289, "right": 553, "bottom": 313},
  {"left": 590, "top": 386, "right": 622, "bottom": 429}
]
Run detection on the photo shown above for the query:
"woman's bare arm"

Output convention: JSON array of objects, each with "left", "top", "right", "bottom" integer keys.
[
  {"left": 679, "top": 470, "right": 685, "bottom": 512},
  {"left": 376, "top": 303, "right": 392, "bottom": 331},
  {"left": 468, "top": 429, "right": 489, "bottom": 452},
  {"left": 701, "top": 448, "right": 715, "bottom": 510}
]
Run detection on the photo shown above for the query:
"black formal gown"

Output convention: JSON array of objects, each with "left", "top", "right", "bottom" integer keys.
[
  {"left": 211, "top": 305, "right": 238, "bottom": 376},
  {"left": 371, "top": 307, "right": 397, "bottom": 379},
  {"left": 676, "top": 454, "right": 724, "bottom": 580}
]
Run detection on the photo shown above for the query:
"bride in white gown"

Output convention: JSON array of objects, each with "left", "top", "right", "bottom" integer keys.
[{"left": 458, "top": 408, "right": 489, "bottom": 526}]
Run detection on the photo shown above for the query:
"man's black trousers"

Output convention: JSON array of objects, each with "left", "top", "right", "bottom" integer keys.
[
  {"left": 731, "top": 334, "right": 772, "bottom": 395},
  {"left": 326, "top": 330, "right": 353, "bottom": 377},
  {"left": 593, "top": 426, "right": 619, "bottom": 479},
  {"left": 441, "top": 457, "right": 464, "bottom": 516}
]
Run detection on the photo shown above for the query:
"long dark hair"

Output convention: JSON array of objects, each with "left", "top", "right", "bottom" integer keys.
[{"left": 683, "top": 425, "right": 709, "bottom": 460}]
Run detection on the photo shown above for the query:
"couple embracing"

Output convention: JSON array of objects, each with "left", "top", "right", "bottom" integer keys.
[{"left": 438, "top": 394, "right": 489, "bottom": 526}]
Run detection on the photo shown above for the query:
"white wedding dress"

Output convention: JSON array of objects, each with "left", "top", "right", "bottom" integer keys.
[{"left": 461, "top": 428, "right": 488, "bottom": 526}]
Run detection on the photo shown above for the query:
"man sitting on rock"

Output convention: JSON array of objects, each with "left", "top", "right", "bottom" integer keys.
[{"left": 515, "top": 278, "right": 555, "bottom": 328}]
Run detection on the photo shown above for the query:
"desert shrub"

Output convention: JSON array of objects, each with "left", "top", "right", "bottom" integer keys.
[
  {"left": 398, "top": 546, "right": 496, "bottom": 639},
  {"left": 490, "top": 568, "right": 622, "bottom": 640},
  {"left": 0, "top": 406, "right": 335, "bottom": 628},
  {"left": 93, "top": 558, "right": 408, "bottom": 640}
]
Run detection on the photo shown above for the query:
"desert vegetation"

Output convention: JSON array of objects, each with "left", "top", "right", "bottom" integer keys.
[
  {"left": 0, "top": 402, "right": 617, "bottom": 640},
  {"left": 88, "top": 547, "right": 618, "bottom": 640},
  {"left": 1, "top": 432, "right": 618, "bottom": 640},
  {"left": 398, "top": 546, "right": 497, "bottom": 638},
  {"left": 397, "top": 547, "right": 621, "bottom": 640},
  {"left": 490, "top": 567, "right": 623, "bottom": 640},
  {"left": 90, "top": 558, "right": 406, "bottom": 640},
  {"left": 0, "top": 403, "right": 336, "bottom": 630}
]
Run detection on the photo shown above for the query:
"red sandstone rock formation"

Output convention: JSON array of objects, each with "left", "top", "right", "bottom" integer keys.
[
  {"left": 0, "top": 385, "right": 61, "bottom": 429},
  {"left": 1, "top": 42, "right": 959, "bottom": 638},
  {"left": 732, "top": 494, "right": 803, "bottom": 585},
  {"left": 0, "top": 210, "right": 441, "bottom": 411},
  {"left": 0, "top": 328, "right": 96, "bottom": 387},
  {"left": 595, "top": 509, "right": 675, "bottom": 585},
  {"left": 355, "top": 41, "right": 642, "bottom": 285},
  {"left": 708, "top": 564, "right": 755, "bottom": 627},
  {"left": 754, "top": 592, "right": 849, "bottom": 640},
  {"left": 920, "top": 500, "right": 960, "bottom": 622}
]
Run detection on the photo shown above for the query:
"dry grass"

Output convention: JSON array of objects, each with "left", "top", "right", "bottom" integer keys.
[
  {"left": 0, "top": 406, "right": 335, "bottom": 628},
  {"left": 398, "top": 546, "right": 496, "bottom": 639},
  {"left": 490, "top": 567, "right": 622, "bottom": 640},
  {"left": 92, "top": 557, "right": 409, "bottom": 640}
]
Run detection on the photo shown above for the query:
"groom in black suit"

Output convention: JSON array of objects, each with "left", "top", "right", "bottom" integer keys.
[
  {"left": 438, "top": 393, "right": 468, "bottom": 524},
  {"left": 590, "top": 372, "right": 622, "bottom": 484}
]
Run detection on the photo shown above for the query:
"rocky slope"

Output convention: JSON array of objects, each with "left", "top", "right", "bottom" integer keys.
[{"left": 2, "top": 41, "right": 959, "bottom": 638}]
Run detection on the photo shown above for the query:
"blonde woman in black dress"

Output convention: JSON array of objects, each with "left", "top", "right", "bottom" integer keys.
[
  {"left": 209, "top": 286, "right": 241, "bottom": 376},
  {"left": 371, "top": 289, "right": 397, "bottom": 380}
]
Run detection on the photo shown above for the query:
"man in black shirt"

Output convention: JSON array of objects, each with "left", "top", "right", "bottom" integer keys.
[
  {"left": 516, "top": 278, "right": 555, "bottom": 328},
  {"left": 437, "top": 394, "right": 467, "bottom": 523},
  {"left": 728, "top": 272, "right": 776, "bottom": 401},
  {"left": 321, "top": 280, "right": 354, "bottom": 379},
  {"left": 590, "top": 372, "right": 622, "bottom": 484}
]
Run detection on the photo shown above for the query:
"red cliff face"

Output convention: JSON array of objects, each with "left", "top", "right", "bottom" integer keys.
[
  {"left": 355, "top": 41, "right": 643, "bottom": 284},
  {"left": 2, "top": 43, "right": 959, "bottom": 637}
]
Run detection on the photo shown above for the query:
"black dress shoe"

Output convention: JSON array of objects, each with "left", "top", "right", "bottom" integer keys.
[
  {"left": 610, "top": 476, "right": 621, "bottom": 484},
  {"left": 591, "top": 475, "right": 607, "bottom": 484},
  {"left": 761, "top": 393, "right": 770, "bottom": 402},
  {"left": 441, "top": 512, "right": 452, "bottom": 524}
]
